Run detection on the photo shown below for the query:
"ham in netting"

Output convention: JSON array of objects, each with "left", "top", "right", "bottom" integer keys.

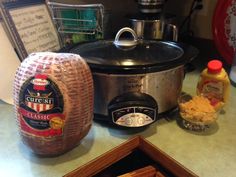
[{"left": 13, "top": 52, "right": 94, "bottom": 156}]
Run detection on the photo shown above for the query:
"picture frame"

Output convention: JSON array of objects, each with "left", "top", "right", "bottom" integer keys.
[
  {"left": 64, "top": 136, "right": 198, "bottom": 177},
  {"left": 0, "top": 0, "right": 61, "bottom": 60}
]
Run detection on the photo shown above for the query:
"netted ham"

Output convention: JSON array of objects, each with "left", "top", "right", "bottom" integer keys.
[{"left": 13, "top": 52, "right": 94, "bottom": 156}]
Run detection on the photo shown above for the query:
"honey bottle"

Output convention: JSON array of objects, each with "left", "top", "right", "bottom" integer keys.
[{"left": 196, "top": 60, "right": 230, "bottom": 111}]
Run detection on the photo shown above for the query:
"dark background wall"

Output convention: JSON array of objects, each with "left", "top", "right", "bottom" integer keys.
[{"left": 50, "top": 0, "right": 218, "bottom": 39}]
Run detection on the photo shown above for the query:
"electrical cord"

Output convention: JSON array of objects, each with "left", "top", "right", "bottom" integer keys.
[{"left": 179, "top": 0, "right": 203, "bottom": 37}]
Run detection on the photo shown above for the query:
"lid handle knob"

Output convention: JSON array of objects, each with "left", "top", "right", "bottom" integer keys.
[{"left": 113, "top": 27, "right": 138, "bottom": 48}]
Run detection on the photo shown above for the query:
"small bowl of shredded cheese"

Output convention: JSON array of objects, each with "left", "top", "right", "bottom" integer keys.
[{"left": 178, "top": 93, "right": 217, "bottom": 131}]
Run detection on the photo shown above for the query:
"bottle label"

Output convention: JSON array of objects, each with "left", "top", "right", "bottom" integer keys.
[
  {"left": 18, "top": 74, "right": 64, "bottom": 137},
  {"left": 201, "top": 80, "right": 224, "bottom": 105}
]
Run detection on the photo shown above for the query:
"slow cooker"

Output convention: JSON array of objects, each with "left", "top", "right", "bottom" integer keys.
[{"left": 65, "top": 27, "right": 198, "bottom": 127}]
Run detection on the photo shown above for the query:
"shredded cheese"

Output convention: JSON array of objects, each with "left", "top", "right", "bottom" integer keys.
[{"left": 179, "top": 95, "right": 217, "bottom": 123}]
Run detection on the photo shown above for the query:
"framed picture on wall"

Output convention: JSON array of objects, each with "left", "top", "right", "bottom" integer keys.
[{"left": 0, "top": 0, "right": 61, "bottom": 60}]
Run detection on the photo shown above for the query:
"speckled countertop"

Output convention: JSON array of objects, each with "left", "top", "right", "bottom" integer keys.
[{"left": 1, "top": 61, "right": 236, "bottom": 177}]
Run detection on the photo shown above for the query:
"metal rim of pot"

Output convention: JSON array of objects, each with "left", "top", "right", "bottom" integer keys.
[
  {"left": 68, "top": 27, "right": 199, "bottom": 74},
  {"left": 127, "top": 13, "right": 176, "bottom": 21}
]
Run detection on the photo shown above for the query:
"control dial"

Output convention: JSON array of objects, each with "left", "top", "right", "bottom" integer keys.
[{"left": 108, "top": 92, "right": 158, "bottom": 127}]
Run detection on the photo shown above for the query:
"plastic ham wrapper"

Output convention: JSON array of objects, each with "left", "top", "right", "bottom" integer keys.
[{"left": 13, "top": 52, "right": 94, "bottom": 156}]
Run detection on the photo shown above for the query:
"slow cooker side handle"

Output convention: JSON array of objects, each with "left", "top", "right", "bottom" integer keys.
[
  {"left": 180, "top": 43, "right": 199, "bottom": 74},
  {"left": 184, "top": 63, "right": 196, "bottom": 73}
]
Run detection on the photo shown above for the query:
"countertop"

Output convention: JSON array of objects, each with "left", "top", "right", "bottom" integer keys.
[{"left": 1, "top": 60, "right": 236, "bottom": 177}]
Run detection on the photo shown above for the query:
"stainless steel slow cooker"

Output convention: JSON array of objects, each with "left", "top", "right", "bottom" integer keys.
[{"left": 66, "top": 27, "right": 198, "bottom": 127}]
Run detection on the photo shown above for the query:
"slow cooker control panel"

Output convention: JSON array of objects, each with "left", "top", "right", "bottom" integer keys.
[
  {"left": 111, "top": 107, "right": 156, "bottom": 127},
  {"left": 108, "top": 92, "right": 158, "bottom": 128}
]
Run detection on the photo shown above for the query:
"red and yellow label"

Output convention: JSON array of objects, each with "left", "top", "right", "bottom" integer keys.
[{"left": 18, "top": 74, "right": 64, "bottom": 137}]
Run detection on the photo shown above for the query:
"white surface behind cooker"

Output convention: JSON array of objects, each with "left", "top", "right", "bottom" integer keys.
[{"left": 0, "top": 21, "right": 20, "bottom": 104}]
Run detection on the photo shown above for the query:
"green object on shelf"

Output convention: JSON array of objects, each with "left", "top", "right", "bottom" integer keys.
[
  {"left": 72, "top": 34, "right": 86, "bottom": 44},
  {"left": 61, "top": 9, "right": 79, "bottom": 29},
  {"left": 80, "top": 8, "right": 96, "bottom": 29},
  {"left": 96, "top": 32, "right": 103, "bottom": 39},
  {"left": 60, "top": 8, "right": 96, "bottom": 32}
]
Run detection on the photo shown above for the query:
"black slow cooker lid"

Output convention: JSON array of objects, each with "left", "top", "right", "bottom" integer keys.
[{"left": 68, "top": 29, "right": 198, "bottom": 74}]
